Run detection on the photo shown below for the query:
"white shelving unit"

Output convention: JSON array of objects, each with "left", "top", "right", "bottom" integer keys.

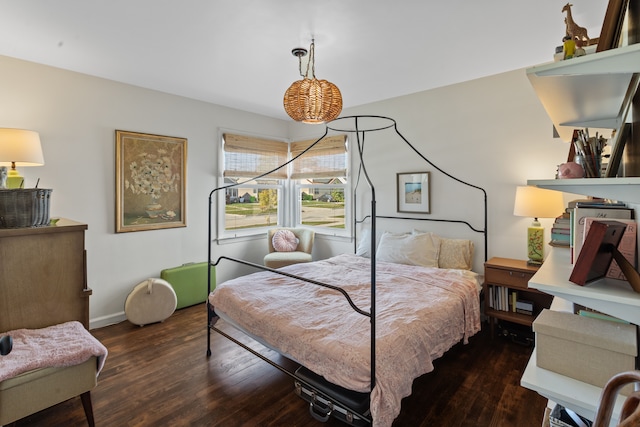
[
  {"left": 526, "top": 43, "right": 640, "bottom": 142},
  {"left": 521, "top": 42, "right": 640, "bottom": 426},
  {"left": 528, "top": 248, "right": 640, "bottom": 325},
  {"left": 529, "top": 177, "right": 640, "bottom": 204},
  {"left": 521, "top": 353, "right": 626, "bottom": 425},
  {"left": 520, "top": 230, "right": 638, "bottom": 427}
]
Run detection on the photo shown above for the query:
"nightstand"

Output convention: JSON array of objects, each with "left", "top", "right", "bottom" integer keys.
[{"left": 484, "top": 257, "right": 552, "bottom": 338}]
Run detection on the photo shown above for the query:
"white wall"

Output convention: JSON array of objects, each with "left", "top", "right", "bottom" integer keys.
[
  {"left": 1, "top": 54, "right": 574, "bottom": 328},
  {"left": 0, "top": 55, "right": 290, "bottom": 328},
  {"left": 291, "top": 69, "right": 574, "bottom": 270}
]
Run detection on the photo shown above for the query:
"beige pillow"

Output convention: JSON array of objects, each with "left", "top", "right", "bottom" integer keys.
[
  {"left": 438, "top": 238, "right": 474, "bottom": 270},
  {"left": 376, "top": 231, "right": 440, "bottom": 267}
]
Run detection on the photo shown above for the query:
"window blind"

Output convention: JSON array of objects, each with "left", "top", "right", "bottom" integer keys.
[
  {"left": 223, "top": 133, "right": 288, "bottom": 179},
  {"left": 290, "top": 135, "right": 347, "bottom": 180}
]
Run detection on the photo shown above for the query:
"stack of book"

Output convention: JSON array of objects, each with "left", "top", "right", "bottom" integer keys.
[
  {"left": 487, "top": 285, "right": 517, "bottom": 313},
  {"left": 569, "top": 199, "right": 633, "bottom": 264},
  {"left": 550, "top": 212, "right": 571, "bottom": 247}
]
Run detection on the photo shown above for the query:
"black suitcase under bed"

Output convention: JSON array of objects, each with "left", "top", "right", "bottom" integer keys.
[{"left": 294, "top": 366, "right": 371, "bottom": 426}]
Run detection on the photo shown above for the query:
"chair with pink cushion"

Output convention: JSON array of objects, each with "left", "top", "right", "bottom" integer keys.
[{"left": 264, "top": 228, "right": 315, "bottom": 269}]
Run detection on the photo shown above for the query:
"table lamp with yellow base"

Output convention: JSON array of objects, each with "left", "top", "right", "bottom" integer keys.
[
  {"left": 514, "top": 186, "right": 564, "bottom": 265},
  {"left": 0, "top": 128, "right": 44, "bottom": 189}
]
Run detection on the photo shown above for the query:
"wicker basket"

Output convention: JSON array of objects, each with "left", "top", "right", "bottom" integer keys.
[{"left": 0, "top": 189, "right": 52, "bottom": 228}]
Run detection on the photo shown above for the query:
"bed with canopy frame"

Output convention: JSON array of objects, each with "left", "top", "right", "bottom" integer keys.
[{"left": 206, "top": 115, "right": 488, "bottom": 426}]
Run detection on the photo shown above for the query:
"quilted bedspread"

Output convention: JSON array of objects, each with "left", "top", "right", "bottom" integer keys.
[{"left": 209, "top": 253, "right": 481, "bottom": 427}]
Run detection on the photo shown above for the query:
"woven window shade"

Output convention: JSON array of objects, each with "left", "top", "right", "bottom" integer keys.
[
  {"left": 290, "top": 135, "right": 347, "bottom": 179},
  {"left": 223, "top": 133, "right": 288, "bottom": 179}
]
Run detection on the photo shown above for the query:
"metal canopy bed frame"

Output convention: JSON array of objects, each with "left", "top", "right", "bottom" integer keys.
[{"left": 206, "top": 115, "right": 488, "bottom": 425}]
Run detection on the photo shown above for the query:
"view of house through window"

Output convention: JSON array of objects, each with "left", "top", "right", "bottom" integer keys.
[
  {"left": 222, "top": 133, "right": 348, "bottom": 235},
  {"left": 299, "top": 186, "right": 345, "bottom": 228},
  {"left": 223, "top": 183, "right": 279, "bottom": 230}
]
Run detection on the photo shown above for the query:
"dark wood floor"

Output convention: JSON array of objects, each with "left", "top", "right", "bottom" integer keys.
[{"left": 13, "top": 304, "right": 546, "bottom": 426}]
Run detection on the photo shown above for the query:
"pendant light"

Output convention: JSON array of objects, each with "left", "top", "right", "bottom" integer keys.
[{"left": 283, "top": 39, "right": 342, "bottom": 124}]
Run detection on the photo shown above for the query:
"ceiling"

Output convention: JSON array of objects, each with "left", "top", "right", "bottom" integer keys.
[{"left": 0, "top": 1, "right": 610, "bottom": 121}]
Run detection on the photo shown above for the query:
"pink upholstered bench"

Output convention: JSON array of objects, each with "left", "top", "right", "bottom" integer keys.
[{"left": 0, "top": 321, "right": 107, "bottom": 426}]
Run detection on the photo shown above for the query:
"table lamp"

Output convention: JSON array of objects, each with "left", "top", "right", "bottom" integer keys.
[
  {"left": 0, "top": 128, "right": 45, "bottom": 189},
  {"left": 513, "top": 186, "right": 564, "bottom": 265}
]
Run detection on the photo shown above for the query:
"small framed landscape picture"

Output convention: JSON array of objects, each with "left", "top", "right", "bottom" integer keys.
[{"left": 397, "top": 172, "right": 430, "bottom": 214}]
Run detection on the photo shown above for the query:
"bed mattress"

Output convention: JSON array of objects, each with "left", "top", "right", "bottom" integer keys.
[{"left": 209, "top": 253, "right": 481, "bottom": 427}]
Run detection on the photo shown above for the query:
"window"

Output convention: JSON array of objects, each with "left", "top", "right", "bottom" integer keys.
[
  {"left": 220, "top": 133, "right": 349, "bottom": 238},
  {"left": 291, "top": 136, "right": 348, "bottom": 234},
  {"left": 221, "top": 133, "right": 287, "bottom": 236}
]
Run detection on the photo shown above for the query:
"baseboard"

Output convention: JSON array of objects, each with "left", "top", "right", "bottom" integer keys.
[{"left": 90, "top": 311, "right": 127, "bottom": 330}]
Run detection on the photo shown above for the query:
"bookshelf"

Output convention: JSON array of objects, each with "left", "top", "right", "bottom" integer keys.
[
  {"left": 522, "top": 39, "right": 640, "bottom": 426},
  {"left": 528, "top": 178, "right": 640, "bottom": 204},
  {"left": 521, "top": 352, "right": 626, "bottom": 424},
  {"left": 483, "top": 257, "right": 551, "bottom": 337},
  {"left": 526, "top": 42, "right": 640, "bottom": 142},
  {"left": 528, "top": 248, "right": 640, "bottom": 331}
]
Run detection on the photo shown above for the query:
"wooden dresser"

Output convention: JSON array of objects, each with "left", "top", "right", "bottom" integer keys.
[{"left": 0, "top": 219, "right": 91, "bottom": 331}]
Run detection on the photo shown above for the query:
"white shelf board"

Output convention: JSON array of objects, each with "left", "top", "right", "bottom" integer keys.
[
  {"left": 527, "top": 178, "right": 640, "bottom": 203},
  {"left": 528, "top": 248, "right": 640, "bottom": 325},
  {"left": 526, "top": 44, "right": 640, "bottom": 142},
  {"left": 521, "top": 353, "right": 624, "bottom": 426},
  {"left": 528, "top": 43, "right": 640, "bottom": 77}
]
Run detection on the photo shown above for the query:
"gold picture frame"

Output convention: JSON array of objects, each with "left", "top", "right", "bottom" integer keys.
[
  {"left": 597, "top": 0, "right": 629, "bottom": 52},
  {"left": 397, "top": 172, "right": 430, "bottom": 214},
  {"left": 115, "top": 130, "right": 187, "bottom": 233}
]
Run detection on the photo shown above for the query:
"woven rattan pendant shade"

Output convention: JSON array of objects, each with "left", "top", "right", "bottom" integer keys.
[
  {"left": 283, "top": 39, "right": 342, "bottom": 124},
  {"left": 284, "top": 78, "right": 342, "bottom": 124}
]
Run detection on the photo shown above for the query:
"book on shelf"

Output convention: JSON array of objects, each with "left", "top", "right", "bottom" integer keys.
[
  {"left": 569, "top": 220, "right": 627, "bottom": 286},
  {"left": 583, "top": 218, "right": 636, "bottom": 281},
  {"left": 571, "top": 205, "right": 632, "bottom": 263},
  {"left": 515, "top": 299, "right": 533, "bottom": 315},
  {"left": 574, "top": 201, "right": 627, "bottom": 208},
  {"left": 551, "top": 226, "right": 570, "bottom": 234},
  {"left": 550, "top": 213, "right": 572, "bottom": 247},
  {"left": 577, "top": 309, "right": 629, "bottom": 324},
  {"left": 488, "top": 286, "right": 519, "bottom": 312},
  {"left": 549, "top": 404, "right": 593, "bottom": 427}
]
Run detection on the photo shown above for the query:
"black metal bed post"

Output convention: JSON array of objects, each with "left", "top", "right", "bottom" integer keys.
[
  {"left": 352, "top": 115, "right": 377, "bottom": 393},
  {"left": 206, "top": 188, "right": 215, "bottom": 357},
  {"left": 206, "top": 127, "right": 332, "bottom": 357}
]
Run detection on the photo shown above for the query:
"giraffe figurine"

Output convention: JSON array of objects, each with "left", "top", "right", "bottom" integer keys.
[{"left": 563, "top": 3, "right": 590, "bottom": 44}]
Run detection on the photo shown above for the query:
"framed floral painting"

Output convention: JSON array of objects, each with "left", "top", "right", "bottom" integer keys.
[{"left": 115, "top": 130, "right": 187, "bottom": 232}]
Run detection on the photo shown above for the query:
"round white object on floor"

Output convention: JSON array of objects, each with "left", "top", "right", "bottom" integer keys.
[{"left": 125, "top": 278, "right": 177, "bottom": 326}]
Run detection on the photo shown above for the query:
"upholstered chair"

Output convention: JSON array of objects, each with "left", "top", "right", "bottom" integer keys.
[{"left": 264, "top": 228, "right": 314, "bottom": 269}]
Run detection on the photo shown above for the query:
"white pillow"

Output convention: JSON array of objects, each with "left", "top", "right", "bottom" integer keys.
[
  {"left": 355, "top": 229, "right": 373, "bottom": 258},
  {"left": 376, "top": 231, "right": 440, "bottom": 267}
]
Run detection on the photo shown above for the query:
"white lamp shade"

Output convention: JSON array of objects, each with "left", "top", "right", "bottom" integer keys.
[
  {"left": 0, "top": 128, "right": 45, "bottom": 167},
  {"left": 513, "top": 186, "right": 564, "bottom": 219}
]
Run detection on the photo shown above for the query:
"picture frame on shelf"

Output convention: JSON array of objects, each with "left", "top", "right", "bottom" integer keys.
[
  {"left": 605, "top": 123, "right": 632, "bottom": 177},
  {"left": 397, "top": 172, "right": 430, "bottom": 214},
  {"left": 597, "top": 0, "right": 629, "bottom": 52},
  {"left": 115, "top": 130, "right": 187, "bottom": 233}
]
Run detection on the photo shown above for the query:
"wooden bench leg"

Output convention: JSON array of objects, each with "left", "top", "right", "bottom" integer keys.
[{"left": 80, "top": 391, "right": 95, "bottom": 427}]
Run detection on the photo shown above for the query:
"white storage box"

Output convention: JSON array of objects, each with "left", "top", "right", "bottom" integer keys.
[{"left": 533, "top": 309, "right": 637, "bottom": 395}]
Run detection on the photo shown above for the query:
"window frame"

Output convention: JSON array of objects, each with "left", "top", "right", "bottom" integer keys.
[
  {"left": 217, "top": 131, "right": 350, "bottom": 240},
  {"left": 294, "top": 181, "right": 350, "bottom": 238}
]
